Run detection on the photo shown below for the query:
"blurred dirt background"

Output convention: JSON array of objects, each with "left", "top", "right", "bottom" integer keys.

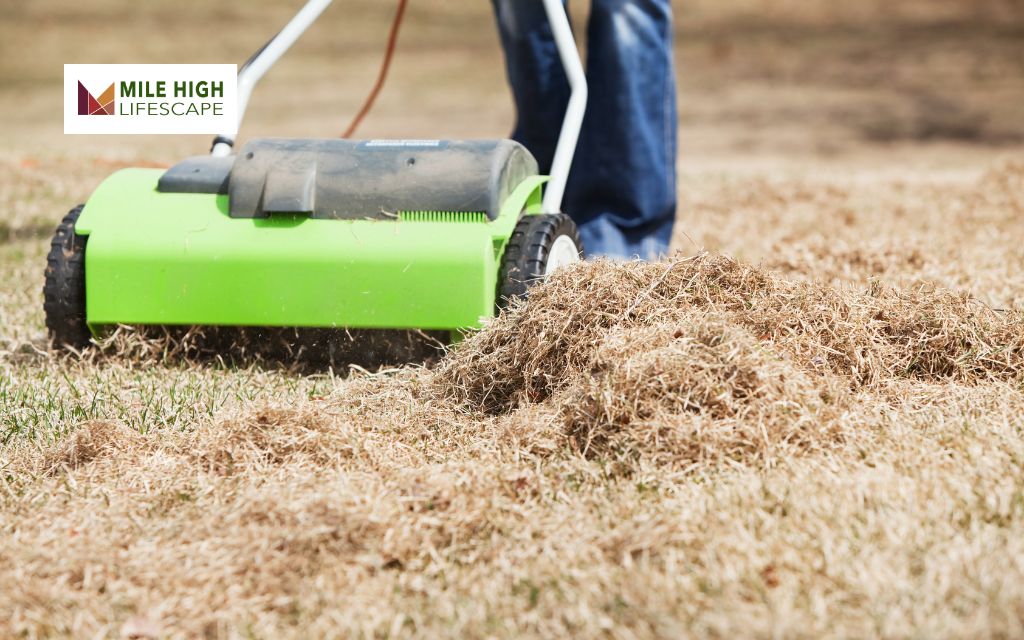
[{"left": 2, "top": 0, "right": 1024, "bottom": 637}]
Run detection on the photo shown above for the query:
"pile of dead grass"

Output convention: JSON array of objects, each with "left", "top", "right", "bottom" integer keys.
[
  {"left": 438, "top": 254, "right": 1024, "bottom": 470},
  {"left": 443, "top": 254, "right": 1024, "bottom": 401}
]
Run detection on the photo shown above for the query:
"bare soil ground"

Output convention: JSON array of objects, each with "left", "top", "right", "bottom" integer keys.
[{"left": 2, "top": 0, "right": 1024, "bottom": 637}]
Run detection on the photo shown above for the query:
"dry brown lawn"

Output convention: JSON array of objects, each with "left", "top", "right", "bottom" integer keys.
[{"left": 2, "top": 0, "right": 1024, "bottom": 637}]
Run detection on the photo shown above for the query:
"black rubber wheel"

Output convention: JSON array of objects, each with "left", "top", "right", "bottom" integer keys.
[
  {"left": 497, "top": 213, "right": 583, "bottom": 310},
  {"left": 43, "top": 205, "right": 91, "bottom": 350}
]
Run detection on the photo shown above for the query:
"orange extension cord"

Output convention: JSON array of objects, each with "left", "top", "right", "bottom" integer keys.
[{"left": 340, "top": 0, "right": 409, "bottom": 138}]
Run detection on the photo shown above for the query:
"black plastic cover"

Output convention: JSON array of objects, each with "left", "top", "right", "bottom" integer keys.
[
  {"left": 226, "top": 138, "right": 538, "bottom": 221},
  {"left": 156, "top": 155, "right": 234, "bottom": 194}
]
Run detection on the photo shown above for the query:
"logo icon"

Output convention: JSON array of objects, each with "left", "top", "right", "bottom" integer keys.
[{"left": 77, "top": 81, "right": 115, "bottom": 116}]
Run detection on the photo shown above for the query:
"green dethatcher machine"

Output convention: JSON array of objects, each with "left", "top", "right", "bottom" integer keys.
[{"left": 44, "top": 0, "right": 588, "bottom": 350}]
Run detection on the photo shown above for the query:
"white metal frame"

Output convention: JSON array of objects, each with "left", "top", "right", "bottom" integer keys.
[
  {"left": 212, "top": 0, "right": 588, "bottom": 216},
  {"left": 539, "top": 0, "right": 587, "bottom": 214}
]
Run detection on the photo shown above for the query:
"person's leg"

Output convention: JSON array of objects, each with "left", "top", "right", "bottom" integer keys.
[
  {"left": 490, "top": 0, "right": 571, "bottom": 172},
  {"left": 567, "top": 0, "right": 677, "bottom": 259}
]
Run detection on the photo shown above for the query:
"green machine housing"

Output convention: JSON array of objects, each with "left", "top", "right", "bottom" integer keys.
[{"left": 73, "top": 138, "right": 547, "bottom": 335}]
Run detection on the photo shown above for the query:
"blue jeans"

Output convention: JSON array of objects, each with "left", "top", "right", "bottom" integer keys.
[{"left": 492, "top": 0, "right": 677, "bottom": 260}]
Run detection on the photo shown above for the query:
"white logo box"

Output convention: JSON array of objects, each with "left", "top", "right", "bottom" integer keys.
[{"left": 64, "top": 64, "right": 238, "bottom": 135}]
